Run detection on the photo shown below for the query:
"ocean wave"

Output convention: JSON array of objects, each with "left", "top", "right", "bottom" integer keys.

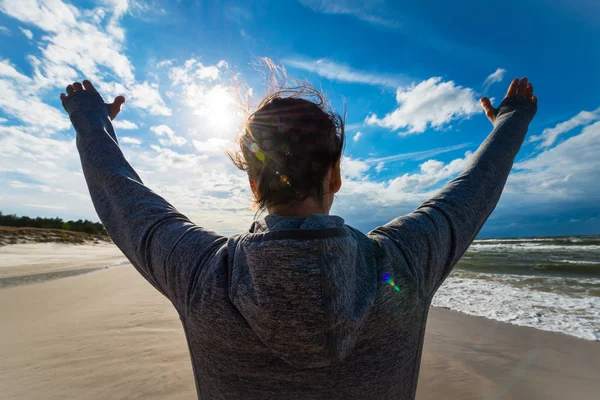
[
  {"left": 474, "top": 236, "right": 597, "bottom": 244},
  {"left": 432, "top": 275, "right": 600, "bottom": 341},
  {"left": 468, "top": 243, "right": 600, "bottom": 252},
  {"left": 556, "top": 259, "right": 598, "bottom": 265},
  {"left": 475, "top": 238, "right": 565, "bottom": 243},
  {"left": 455, "top": 261, "right": 600, "bottom": 276},
  {"left": 450, "top": 271, "right": 600, "bottom": 297}
]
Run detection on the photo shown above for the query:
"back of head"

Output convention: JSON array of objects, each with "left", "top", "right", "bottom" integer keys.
[{"left": 230, "top": 77, "right": 345, "bottom": 211}]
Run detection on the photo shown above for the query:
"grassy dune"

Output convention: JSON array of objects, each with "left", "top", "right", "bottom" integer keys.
[{"left": 0, "top": 226, "right": 111, "bottom": 247}]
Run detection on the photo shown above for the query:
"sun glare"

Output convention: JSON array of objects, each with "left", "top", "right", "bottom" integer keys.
[{"left": 198, "top": 85, "right": 241, "bottom": 137}]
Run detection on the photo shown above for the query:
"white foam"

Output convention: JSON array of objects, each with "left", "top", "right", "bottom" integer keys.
[
  {"left": 556, "top": 259, "right": 598, "bottom": 265},
  {"left": 432, "top": 275, "right": 600, "bottom": 341},
  {"left": 468, "top": 243, "right": 600, "bottom": 252},
  {"left": 475, "top": 238, "right": 562, "bottom": 243}
]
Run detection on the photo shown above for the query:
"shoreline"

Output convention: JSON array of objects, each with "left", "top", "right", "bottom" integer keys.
[
  {"left": 0, "top": 264, "right": 126, "bottom": 289},
  {"left": 0, "top": 241, "right": 597, "bottom": 342},
  {"left": 0, "top": 242, "right": 126, "bottom": 281}
]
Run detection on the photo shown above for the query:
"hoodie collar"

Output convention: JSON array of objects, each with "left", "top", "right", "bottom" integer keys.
[{"left": 249, "top": 214, "right": 345, "bottom": 234}]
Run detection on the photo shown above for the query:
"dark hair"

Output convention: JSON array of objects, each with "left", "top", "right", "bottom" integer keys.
[{"left": 229, "top": 63, "right": 345, "bottom": 211}]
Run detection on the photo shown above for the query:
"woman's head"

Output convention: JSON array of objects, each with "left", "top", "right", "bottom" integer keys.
[{"left": 229, "top": 82, "right": 345, "bottom": 215}]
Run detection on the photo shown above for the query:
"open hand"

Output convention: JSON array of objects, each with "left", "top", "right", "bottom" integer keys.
[
  {"left": 480, "top": 77, "right": 537, "bottom": 124},
  {"left": 60, "top": 80, "right": 125, "bottom": 121}
]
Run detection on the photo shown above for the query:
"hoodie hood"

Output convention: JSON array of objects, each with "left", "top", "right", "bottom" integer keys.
[{"left": 228, "top": 214, "right": 377, "bottom": 369}]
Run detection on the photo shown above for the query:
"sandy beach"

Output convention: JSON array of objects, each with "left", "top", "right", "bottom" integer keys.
[{"left": 0, "top": 243, "right": 598, "bottom": 399}]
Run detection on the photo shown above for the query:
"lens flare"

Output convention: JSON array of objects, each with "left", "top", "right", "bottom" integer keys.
[{"left": 382, "top": 272, "right": 402, "bottom": 293}]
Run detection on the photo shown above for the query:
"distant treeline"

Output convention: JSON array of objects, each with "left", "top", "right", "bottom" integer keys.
[{"left": 0, "top": 211, "right": 108, "bottom": 236}]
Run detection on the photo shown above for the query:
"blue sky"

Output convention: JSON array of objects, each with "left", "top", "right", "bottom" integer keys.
[{"left": 0, "top": 0, "right": 599, "bottom": 237}]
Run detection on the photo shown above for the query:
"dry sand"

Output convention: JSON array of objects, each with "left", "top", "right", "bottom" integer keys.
[{"left": 0, "top": 244, "right": 598, "bottom": 399}]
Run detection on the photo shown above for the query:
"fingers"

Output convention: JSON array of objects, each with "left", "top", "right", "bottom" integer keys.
[
  {"left": 60, "top": 79, "right": 96, "bottom": 103},
  {"left": 506, "top": 78, "right": 519, "bottom": 97},
  {"left": 66, "top": 81, "right": 85, "bottom": 95},
  {"left": 82, "top": 80, "right": 96, "bottom": 91},
  {"left": 59, "top": 79, "right": 128, "bottom": 119},
  {"left": 505, "top": 77, "right": 537, "bottom": 105},
  {"left": 526, "top": 82, "right": 537, "bottom": 106},
  {"left": 109, "top": 96, "right": 126, "bottom": 120},
  {"left": 114, "top": 95, "right": 126, "bottom": 106},
  {"left": 479, "top": 97, "right": 497, "bottom": 123},
  {"left": 517, "top": 77, "right": 528, "bottom": 97}
]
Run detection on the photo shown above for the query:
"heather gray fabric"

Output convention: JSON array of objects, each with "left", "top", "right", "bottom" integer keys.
[{"left": 65, "top": 88, "right": 536, "bottom": 399}]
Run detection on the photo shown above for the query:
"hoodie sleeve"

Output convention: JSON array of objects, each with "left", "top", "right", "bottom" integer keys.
[
  {"left": 64, "top": 89, "right": 226, "bottom": 314},
  {"left": 369, "top": 96, "right": 537, "bottom": 300}
]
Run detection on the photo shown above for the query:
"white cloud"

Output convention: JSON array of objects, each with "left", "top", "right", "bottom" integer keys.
[
  {"left": 0, "top": 60, "right": 69, "bottom": 133},
  {"left": 352, "top": 131, "right": 362, "bottom": 142},
  {"left": 192, "top": 138, "right": 232, "bottom": 153},
  {"left": 19, "top": 26, "right": 33, "bottom": 39},
  {"left": 332, "top": 151, "right": 475, "bottom": 227},
  {"left": 0, "top": 59, "right": 31, "bottom": 82},
  {"left": 169, "top": 58, "right": 223, "bottom": 83},
  {"left": 483, "top": 67, "right": 506, "bottom": 92},
  {"left": 0, "top": 117, "right": 7, "bottom": 123},
  {"left": 120, "top": 136, "right": 142, "bottom": 145},
  {"left": 156, "top": 59, "right": 174, "bottom": 68},
  {"left": 386, "top": 152, "right": 473, "bottom": 193},
  {"left": 25, "top": 203, "right": 68, "bottom": 210},
  {"left": 341, "top": 156, "right": 370, "bottom": 179},
  {"left": 128, "top": 81, "right": 172, "bottom": 116},
  {"left": 375, "top": 162, "right": 385, "bottom": 173},
  {"left": 112, "top": 119, "right": 138, "bottom": 130},
  {"left": 0, "top": 0, "right": 135, "bottom": 87},
  {"left": 365, "top": 142, "right": 473, "bottom": 164},
  {"left": 298, "top": 0, "right": 400, "bottom": 28},
  {"left": 0, "top": 25, "right": 10, "bottom": 35},
  {"left": 0, "top": 0, "right": 171, "bottom": 122},
  {"left": 0, "top": 125, "right": 94, "bottom": 217},
  {"left": 508, "top": 120, "right": 600, "bottom": 201},
  {"left": 365, "top": 77, "right": 480, "bottom": 134},
  {"left": 284, "top": 58, "right": 404, "bottom": 88},
  {"left": 0, "top": 0, "right": 78, "bottom": 33},
  {"left": 125, "top": 0, "right": 168, "bottom": 19},
  {"left": 151, "top": 124, "right": 187, "bottom": 147},
  {"left": 528, "top": 108, "right": 599, "bottom": 148},
  {"left": 0, "top": 0, "right": 171, "bottom": 118}
]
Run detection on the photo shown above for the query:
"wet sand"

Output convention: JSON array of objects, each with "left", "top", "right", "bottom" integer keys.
[{"left": 0, "top": 244, "right": 598, "bottom": 399}]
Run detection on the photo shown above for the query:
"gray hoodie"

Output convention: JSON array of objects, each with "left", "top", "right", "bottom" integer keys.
[{"left": 65, "top": 89, "right": 536, "bottom": 399}]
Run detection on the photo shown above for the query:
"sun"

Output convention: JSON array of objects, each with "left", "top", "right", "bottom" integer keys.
[{"left": 199, "top": 85, "right": 242, "bottom": 136}]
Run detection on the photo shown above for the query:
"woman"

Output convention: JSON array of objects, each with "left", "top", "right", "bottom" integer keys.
[{"left": 60, "top": 75, "right": 537, "bottom": 399}]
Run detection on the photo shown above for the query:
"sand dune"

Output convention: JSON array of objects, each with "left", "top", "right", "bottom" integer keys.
[{"left": 0, "top": 244, "right": 598, "bottom": 399}]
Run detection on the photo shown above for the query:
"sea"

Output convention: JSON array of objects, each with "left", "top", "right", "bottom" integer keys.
[{"left": 432, "top": 235, "right": 600, "bottom": 341}]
